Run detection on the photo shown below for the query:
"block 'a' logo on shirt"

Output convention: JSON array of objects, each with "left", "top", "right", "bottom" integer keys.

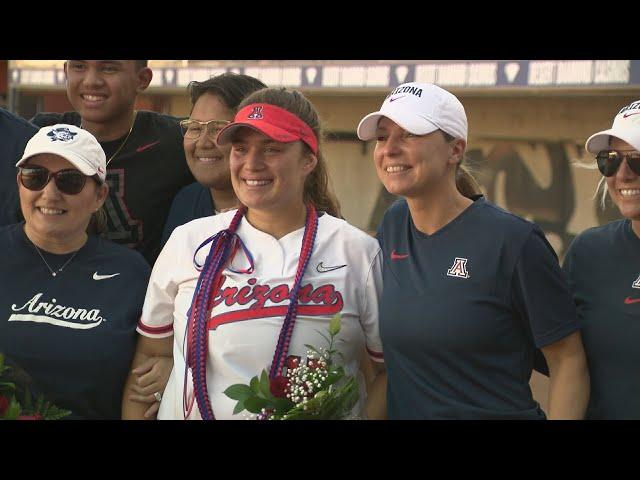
[
  {"left": 447, "top": 257, "right": 470, "bottom": 279},
  {"left": 633, "top": 274, "right": 640, "bottom": 289},
  {"left": 247, "top": 106, "right": 264, "bottom": 119}
]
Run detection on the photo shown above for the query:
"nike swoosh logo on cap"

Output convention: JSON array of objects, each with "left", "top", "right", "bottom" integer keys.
[
  {"left": 623, "top": 112, "right": 640, "bottom": 119},
  {"left": 136, "top": 140, "right": 160, "bottom": 153},
  {"left": 93, "top": 272, "right": 121, "bottom": 280},
  {"left": 316, "top": 262, "right": 347, "bottom": 273},
  {"left": 388, "top": 96, "right": 406, "bottom": 103}
]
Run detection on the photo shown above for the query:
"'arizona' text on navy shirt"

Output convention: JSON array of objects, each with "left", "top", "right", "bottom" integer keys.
[{"left": 0, "top": 223, "right": 150, "bottom": 419}]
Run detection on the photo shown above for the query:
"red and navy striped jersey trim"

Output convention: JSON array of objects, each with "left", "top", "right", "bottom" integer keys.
[{"left": 137, "top": 321, "right": 173, "bottom": 335}]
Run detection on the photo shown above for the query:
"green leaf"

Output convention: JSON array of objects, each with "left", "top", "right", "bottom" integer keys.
[
  {"left": 5, "top": 396, "right": 21, "bottom": 420},
  {"left": 329, "top": 313, "right": 341, "bottom": 337},
  {"left": 35, "top": 394, "right": 44, "bottom": 413},
  {"left": 273, "top": 397, "right": 295, "bottom": 414},
  {"left": 244, "top": 396, "right": 269, "bottom": 414},
  {"left": 223, "top": 384, "right": 253, "bottom": 401},
  {"left": 249, "top": 375, "right": 261, "bottom": 395},
  {"left": 43, "top": 406, "right": 72, "bottom": 420},
  {"left": 259, "top": 370, "right": 272, "bottom": 399},
  {"left": 232, "top": 400, "right": 246, "bottom": 416}
]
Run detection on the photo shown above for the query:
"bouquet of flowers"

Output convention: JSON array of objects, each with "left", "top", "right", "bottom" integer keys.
[
  {"left": 0, "top": 353, "right": 71, "bottom": 420},
  {"left": 224, "top": 314, "right": 360, "bottom": 420}
]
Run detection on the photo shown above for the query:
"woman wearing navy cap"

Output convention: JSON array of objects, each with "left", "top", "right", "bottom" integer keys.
[
  {"left": 563, "top": 100, "right": 640, "bottom": 419},
  {"left": 357, "top": 83, "right": 589, "bottom": 419}
]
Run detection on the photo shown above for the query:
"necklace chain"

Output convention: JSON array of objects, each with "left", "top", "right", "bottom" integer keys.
[
  {"left": 32, "top": 243, "right": 80, "bottom": 278},
  {"left": 81, "top": 111, "right": 137, "bottom": 167}
]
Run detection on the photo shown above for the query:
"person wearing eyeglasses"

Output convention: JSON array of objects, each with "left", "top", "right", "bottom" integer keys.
[
  {"left": 0, "top": 124, "right": 151, "bottom": 419},
  {"left": 160, "top": 73, "right": 267, "bottom": 247},
  {"left": 357, "top": 82, "right": 589, "bottom": 419},
  {"left": 31, "top": 60, "right": 194, "bottom": 267},
  {"left": 563, "top": 100, "right": 640, "bottom": 419},
  {"left": 127, "top": 88, "right": 386, "bottom": 420}
]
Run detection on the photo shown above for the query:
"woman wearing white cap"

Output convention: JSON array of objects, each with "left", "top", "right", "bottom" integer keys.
[
  {"left": 0, "top": 124, "right": 155, "bottom": 419},
  {"left": 357, "top": 82, "right": 589, "bottom": 419},
  {"left": 563, "top": 101, "right": 640, "bottom": 419},
  {"left": 132, "top": 88, "right": 386, "bottom": 420}
]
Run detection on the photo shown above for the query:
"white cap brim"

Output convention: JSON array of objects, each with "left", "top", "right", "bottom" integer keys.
[
  {"left": 585, "top": 127, "right": 640, "bottom": 154},
  {"left": 16, "top": 149, "right": 100, "bottom": 178},
  {"left": 357, "top": 110, "right": 439, "bottom": 141}
]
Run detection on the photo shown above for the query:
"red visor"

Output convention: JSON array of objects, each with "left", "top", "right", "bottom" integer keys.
[{"left": 216, "top": 103, "right": 318, "bottom": 154}]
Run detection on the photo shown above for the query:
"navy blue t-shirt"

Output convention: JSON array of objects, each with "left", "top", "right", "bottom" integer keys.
[
  {"left": 563, "top": 219, "right": 640, "bottom": 419},
  {"left": 378, "top": 196, "right": 579, "bottom": 419},
  {"left": 160, "top": 182, "right": 215, "bottom": 247},
  {"left": 0, "top": 223, "right": 150, "bottom": 419},
  {"left": 0, "top": 109, "right": 37, "bottom": 226}
]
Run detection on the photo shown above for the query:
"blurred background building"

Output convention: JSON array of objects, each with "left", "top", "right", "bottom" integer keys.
[{"left": 4, "top": 59, "right": 640, "bottom": 412}]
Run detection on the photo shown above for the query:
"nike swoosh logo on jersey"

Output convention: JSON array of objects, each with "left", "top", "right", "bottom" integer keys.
[
  {"left": 316, "top": 262, "right": 347, "bottom": 273},
  {"left": 388, "top": 96, "right": 406, "bottom": 103},
  {"left": 391, "top": 250, "right": 409, "bottom": 260},
  {"left": 136, "top": 140, "right": 160, "bottom": 153},
  {"left": 623, "top": 112, "right": 640, "bottom": 119},
  {"left": 624, "top": 296, "right": 640, "bottom": 304},
  {"left": 93, "top": 272, "right": 121, "bottom": 280}
]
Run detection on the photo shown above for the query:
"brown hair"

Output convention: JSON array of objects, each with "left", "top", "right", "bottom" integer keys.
[
  {"left": 237, "top": 88, "right": 341, "bottom": 218},
  {"left": 187, "top": 73, "right": 267, "bottom": 112},
  {"left": 441, "top": 131, "right": 482, "bottom": 199}
]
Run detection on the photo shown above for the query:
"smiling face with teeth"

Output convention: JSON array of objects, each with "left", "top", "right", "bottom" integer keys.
[
  {"left": 229, "top": 127, "right": 316, "bottom": 215},
  {"left": 373, "top": 117, "right": 463, "bottom": 199},
  {"left": 64, "top": 60, "right": 151, "bottom": 139},
  {"left": 606, "top": 137, "right": 640, "bottom": 223},
  {"left": 18, "top": 153, "right": 109, "bottom": 252},
  {"left": 184, "top": 93, "right": 235, "bottom": 191}
]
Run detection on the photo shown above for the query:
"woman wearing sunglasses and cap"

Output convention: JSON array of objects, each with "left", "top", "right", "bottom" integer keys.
[
  {"left": 133, "top": 88, "right": 386, "bottom": 420},
  {"left": 563, "top": 101, "right": 640, "bottom": 419},
  {"left": 357, "top": 82, "right": 589, "bottom": 419},
  {"left": 0, "top": 124, "right": 152, "bottom": 419}
]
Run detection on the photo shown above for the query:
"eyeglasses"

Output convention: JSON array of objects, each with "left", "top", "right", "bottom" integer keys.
[
  {"left": 596, "top": 150, "right": 640, "bottom": 177},
  {"left": 19, "top": 165, "right": 91, "bottom": 195},
  {"left": 180, "top": 119, "right": 231, "bottom": 142}
]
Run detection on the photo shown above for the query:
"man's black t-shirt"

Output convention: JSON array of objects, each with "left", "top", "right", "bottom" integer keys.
[{"left": 31, "top": 111, "right": 194, "bottom": 265}]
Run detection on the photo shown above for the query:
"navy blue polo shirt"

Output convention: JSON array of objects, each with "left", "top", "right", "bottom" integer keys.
[
  {"left": 563, "top": 219, "right": 640, "bottom": 419},
  {"left": 0, "top": 109, "right": 37, "bottom": 226},
  {"left": 0, "top": 223, "right": 150, "bottom": 419},
  {"left": 161, "top": 182, "right": 215, "bottom": 247},
  {"left": 378, "top": 196, "right": 579, "bottom": 419}
]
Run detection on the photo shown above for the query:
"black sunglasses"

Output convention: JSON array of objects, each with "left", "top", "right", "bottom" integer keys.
[
  {"left": 18, "top": 165, "right": 95, "bottom": 195},
  {"left": 596, "top": 150, "right": 640, "bottom": 177}
]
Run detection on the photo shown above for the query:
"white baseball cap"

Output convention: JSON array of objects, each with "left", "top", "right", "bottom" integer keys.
[
  {"left": 585, "top": 100, "right": 640, "bottom": 153},
  {"left": 16, "top": 124, "right": 107, "bottom": 183},
  {"left": 357, "top": 82, "right": 468, "bottom": 142}
]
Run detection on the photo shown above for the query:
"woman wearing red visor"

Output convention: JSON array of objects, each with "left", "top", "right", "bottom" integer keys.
[{"left": 131, "top": 88, "right": 386, "bottom": 420}]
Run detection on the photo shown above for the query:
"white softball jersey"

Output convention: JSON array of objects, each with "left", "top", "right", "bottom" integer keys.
[{"left": 137, "top": 210, "right": 384, "bottom": 420}]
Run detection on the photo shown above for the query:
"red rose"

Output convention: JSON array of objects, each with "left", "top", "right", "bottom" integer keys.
[
  {"left": 17, "top": 414, "right": 43, "bottom": 420},
  {"left": 0, "top": 395, "right": 9, "bottom": 416},
  {"left": 285, "top": 355, "right": 300, "bottom": 370},
  {"left": 269, "top": 375, "right": 289, "bottom": 398}
]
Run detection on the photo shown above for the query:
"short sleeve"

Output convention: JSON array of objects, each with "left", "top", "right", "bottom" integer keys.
[
  {"left": 359, "top": 248, "right": 384, "bottom": 363},
  {"left": 511, "top": 228, "right": 580, "bottom": 349},
  {"left": 136, "top": 229, "right": 181, "bottom": 338}
]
